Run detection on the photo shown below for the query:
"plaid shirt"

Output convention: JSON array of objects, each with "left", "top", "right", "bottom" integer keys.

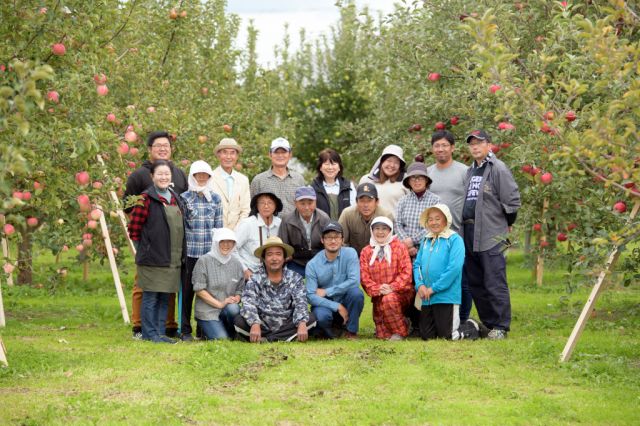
[
  {"left": 250, "top": 167, "right": 305, "bottom": 217},
  {"left": 394, "top": 191, "right": 441, "bottom": 245},
  {"left": 240, "top": 266, "right": 309, "bottom": 331},
  {"left": 128, "top": 192, "right": 178, "bottom": 241},
  {"left": 180, "top": 191, "right": 223, "bottom": 258}
]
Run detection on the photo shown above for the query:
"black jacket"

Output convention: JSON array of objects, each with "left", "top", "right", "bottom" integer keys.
[
  {"left": 311, "top": 176, "right": 353, "bottom": 219},
  {"left": 135, "top": 186, "right": 187, "bottom": 268},
  {"left": 123, "top": 160, "right": 188, "bottom": 213}
]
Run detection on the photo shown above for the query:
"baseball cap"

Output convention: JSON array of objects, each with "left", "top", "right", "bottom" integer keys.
[
  {"left": 465, "top": 129, "right": 492, "bottom": 143},
  {"left": 270, "top": 137, "right": 291, "bottom": 152},
  {"left": 356, "top": 183, "right": 378, "bottom": 199},
  {"left": 322, "top": 221, "right": 343, "bottom": 235},
  {"left": 294, "top": 186, "right": 316, "bottom": 201}
]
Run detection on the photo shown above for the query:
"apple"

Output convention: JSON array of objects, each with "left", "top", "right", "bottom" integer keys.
[
  {"left": 489, "top": 84, "right": 501, "bottom": 94},
  {"left": 427, "top": 72, "right": 440, "bottom": 81},
  {"left": 565, "top": 111, "right": 577, "bottom": 122},
  {"left": 87, "top": 220, "right": 98, "bottom": 229},
  {"left": 222, "top": 124, "right": 232, "bottom": 133},
  {"left": 180, "top": 10, "right": 187, "bottom": 18},
  {"left": 89, "top": 209, "right": 102, "bottom": 220},
  {"left": 82, "top": 238, "right": 93, "bottom": 247},
  {"left": 531, "top": 167, "right": 541, "bottom": 176},
  {"left": 490, "top": 144, "right": 501, "bottom": 154},
  {"left": 26, "top": 217, "right": 39, "bottom": 227},
  {"left": 198, "top": 135, "right": 208, "bottom": 144},
  {"left": 93, "top": 73, "right": 107, "bottom": 85},
  {"left": 201, "top": 87, "right": 209, "bottom": 95},
  {"left": 540, "top": 240, "right": 550, "bottom": 248},
  {"left": 146, "top": 106, "right": 156, "bottom": 113},
  {"left": 77, "top": 194, "right": 91, "bottom": 207},
  {"left": 75, "top": 171, "right": 90, "bottom": 186},
  {"left": 128, "top": 161, "right": 137, "bottom": 169},
  {"left": 500, "top": 143, "right": 511, "bottom": 149},
  {"left": 96, "top": 85, "right": 109, "bottom": 96},
  {"left": 125, "top": 131, "right": 138, "bottom": 142},
  {"left": 112, "top": 248, "right": 119, "bottom": 255},
  {"left": 62, "top": 245, "right": 69, "bottom": 252},
  {"left": 3, "top": 224, "right": 15, "bottom": 235},
  {"left": 567, "top": 223, "right": 577, "bottom": 231},
  {"left": 521, "top": 165, "right": 533, "bottom": 174},
  {"left": 540, "top": 172, "right": 553, "bottom": 185},
  {"left": 434, "top": 122, "right": 446, "bottom": 130},
  {"left": 533, "top": 223, "right": 542, "bottom": 232},
  {"left": 450, "top": 116, "right": 459, "bottom": 126},
  {"left": 39, "top": 7, "right": 47, "bottom": 14},
  {"left": 540, "top": 122, "right": 551, "bottom": 133},
  {"left": 51, "top": 43, "right": 66, "bottom": 56},
  {"left": 12, "top": 191, "right": 24, "bottom": 200},
  {"left": 117, "top": 142, "right": 130, "bottom": 155},
  {"left": 92, "top": 181, "right": 103, "bottom": 189},
  {"left": 557, "top": 232, "right": 568, "bottom": 242},
  {"left": 82, "top": 233, "right": 93, "bottom": 240},
  {"left": 34, "top": 181, "right": 43, "bottom": 190},
  {"left": 47, "top": 90, "right": 60, "bottom": 103},
  {"left": 129, "top": 147, "right": 139, "bottom": 156},
  {"left": 613, "top": 201, "right": 627, "bottom": 213},
  {"left": 169, "top": 8, "right": 178, "bottom": 19},
  {"left": 3, "top": 263, "right": 15, "bottom": 274},
  {"left": 543, "top": 111, "right": 555, "bottom": 120},
  {"left": 76, "top": 244, "right": 85, "bottom": 252},
  {"left": 411, "top": 124, "right": 422, "bottom": 132},
  {"left": 498, "top": 122, "right": 515, "bottom": 131},
  {"left": 560, "top": 1, "right": 568, "bottom": 7},
  {"left": 22, "top": 191, "right": 32, "bottom": 201},
  {"left": 106, "top": 113, "right": 116, "bottom": 122}
]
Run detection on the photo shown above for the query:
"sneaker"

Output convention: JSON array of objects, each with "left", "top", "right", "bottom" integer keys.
[
  {"left": 343, "top": 331, "right": 358, "bottom": 340},
  {"left": 478, "top": 322, "right": 491, "bottom": 339},
  {"left": 388, "top": 334, "right": 404, "bottom": 341},
  {"left": 165, "top": 328, "right": 179, "bottom": 338},
  {"left": 132, "top": 327, "right": 142, "bottom": 341},
  {"left": 487, "top": 329, "right": 507, "bottom": 340},
  {"left": 459, "top": 319, "right": 480, "bottom": 341},
  {"left": 181, "top": 333, "right": 194, "bottom": 342},
  {"left": 159, "top": 336, "right": 178, "bottom": 344}
]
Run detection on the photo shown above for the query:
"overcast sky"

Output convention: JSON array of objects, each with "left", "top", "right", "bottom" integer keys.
[{"left": 226, "top": 0, "right": 397, "bottom": 68}]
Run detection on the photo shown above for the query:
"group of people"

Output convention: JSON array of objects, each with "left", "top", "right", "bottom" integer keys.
[{"left": 125, "top": 128, "right": 521, "bottom": 344}]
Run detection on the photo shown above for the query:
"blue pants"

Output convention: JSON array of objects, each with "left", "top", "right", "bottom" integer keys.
[
  {"left": 286, "top": 261, "right": 306, "bottom": 278},
  {"left": 141, "top": 291, "right": 170, "bottom": 341},
  {"left": 463, "top": 224, "right": 511, "bottom": 331},
  {"left": 312, "top": 286, "right": 364, "bottom": 337},
  {"left": 197, "top": 304, "right": 240, "bottom": 340}
]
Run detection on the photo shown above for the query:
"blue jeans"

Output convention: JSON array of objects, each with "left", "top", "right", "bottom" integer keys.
[
  {"left": 286, "top": 261, "right": 306, "bottom": 278},
  {"left": 142, "top": 291, "right": 170, "bottom": 341},
  {"left": 460, "top": 272, "right": 473, "bottom": 322},
  {"left": 197, "top": 303, "right": 240, "bottom": 340},
  {"left": 312, "top": 286, "right": 364, "bottom": 337}
]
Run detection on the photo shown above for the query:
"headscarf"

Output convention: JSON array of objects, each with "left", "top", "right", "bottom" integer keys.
[
  {"left": 420, "top": 203, "right": 455, "bottom": 241},
  {"left": 209, "top": 227, "right": 237, "bottom": 264},
  {"left": 364, "top": 144, "right": 407, "bottom": 182},
  {"left": 368, "top": 216, "right": 395, "bottom": 265},
  {"left": 187, "top": 160, "right": 215, "bottom": 201}
]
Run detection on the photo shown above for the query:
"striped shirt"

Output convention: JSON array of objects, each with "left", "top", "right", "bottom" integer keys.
[
  {"left": 180, "top": 191, "right": 223, "bottom": 258},
  {"left": 394, "top": 191, "right": 441, "bottom": 245},
  {"left": 250, "top": 167, "right": 305, "bottom": 217}
]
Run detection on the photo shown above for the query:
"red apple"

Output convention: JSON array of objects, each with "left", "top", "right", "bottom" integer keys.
[
  {"left": 89, "top": 209, "right": 102, "bottom": 220},
  {"left": 533, "top": 223, "right": 542, "bottom": 232},
  {"left": 77, "top": 194, "right": 91, "bottom": 207},
  {"left": 92, "top": 181, "right": 103, "bottom": 189},
  {"left": 62, "top": 245, "right": 69, "bottom": 252},
  {"left": 540, "top": 122, "right": 551, "bottom": 133},
  {"left": 543, "top": 111, "right": 555, "bottom": 121},
  {"left": 540, "top": 240, "right": 550, "bottom": 248},
  {"left": 26, "top": 217, "right": 39, "bottom": 227},
  {"left": 411, "top": 124, "right": 422, "bottom": 132},
  {"left": 567, "top": 223, "right": 577, "bottom": 231},
  {"left": 93, "top": 73, "right": 107, "bottom": 85},
  {"left": 47, "top": 90, "right": 60, "bottom": 103},
  {"left": 180, "top": 10, "right": 187, "bottom": 18},
  {"left": 489, "top": 84, "right": 501, "bottom": 94},
  {"left": 128, "top": 161, "right": 136, "bottom": 169},
  {"left": 613, "top": 201, "right": 627, "bottom": 213},
  {"left": 34, "top": 181, "right": 43, "bottom": 190},
  {"left": 106, "top": 113, "right": 116, "bottom": 122},
  {"left": 222, "top": 124, "right": 232, "bottom": 133},
  {"left": 490, "top": 144, "right": 501, "bottom": 154},
  {"left": 557, "top": 232, "right": 568, "bottom": 242},
  {"left": 22, "top": 191, "right": 32, "bottom": 201},
  {"left": 129, "top": 147, "right": 139, "bottom": 156},
  {"left": 96, "top": 85, "right": 109, "bottom": 96},
  {"left": 434, "top": 122, "right": 446, "bottom": 130},
  {"left": 117, "top": 142, "right": 130, "bottom": 155},
  {"left": 3, "top": 224, "right": 15, "bottom": 235},
  {"left": 565, "top": 111, "right": 577, "bottom": 122},
  {"left": 531, "top": 167, "right": 541, "bottom": 176},
  {"left": 51, "top": 43, "right": 66, "bottom": 56},
  {"left": 124, "top": 131, "right": 138, "bottom": 142},
  {"left": 82, "top": 238, "right": 93, "bottom": 248},
  {"left": 521, "top": 165, "right": 533, "bottom": 174},
  {"left": 87, "top": 220, "right": 98, "bottom": 229},
  {"left": 76, "top": 244, "right": 85, "bottom": 252},
  {"left": 500, "top": 143, "right": 511, "bottom": 149},
  {"left": 75, "top": 171, "right": 90, "bottom": 186},
  {"left": 3, "top": 263, "right": 15, "bottom": 274},
  {"left": 427, "top": 73, "right": 440, "bottom": 81},
  {"left": 540, "top": 172, "right": 553, "bottom": 185},
  {"left": 169, "top": 8, "right": 178, "bottom": 19},
  {"left": 498, "top": 122, "right": 515, "bottom": 131},
  {"left": 450, "top": 116, "right": 459, "bottom": 126},
  {"left": 12, "top": 191, "right": 24, "bottom": 200},
  {"left": 82, "top": 233, "right": 93, "bottom": 240}
]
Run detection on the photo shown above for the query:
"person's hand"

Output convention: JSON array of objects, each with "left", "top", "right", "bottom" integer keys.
[
  {"left": 244, "top": 269, "right": 253, "bottom": 280},
  {"left": 229, "top": 295, "right": 241, "bottom": 304},
  {"left": 337, "top": 304, "right": 349, "bottom": 325},
  {"left": 508, "top": 226, "right": 513, "bottom": 233},
  {"left": 315, "top": 288, "right": 327, "bottom": 298},
  {"left": 408, "top": 247, "right": 418, "bottom": 257},
  {"left": 297, "top": 322, "right": 308, "bottom": 342},
  {"left": 380, "top": 283, "right": 393, "bottom": 295},
  {"left": 418, "top": 285, "right": 433, "bottom": 301},
  {"left": 223, "top": 297, "right": 236, "bottom": 305},
  {"left": 402, "top": 237, "right": 414, "bottom": 249},
  {"left": 249, "top": 323, "right": 262, "bottom": 343}
]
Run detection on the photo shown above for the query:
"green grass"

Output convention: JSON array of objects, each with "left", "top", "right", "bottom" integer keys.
[{"left": 0, "top": 249, "right": 638, "bottom": 425}]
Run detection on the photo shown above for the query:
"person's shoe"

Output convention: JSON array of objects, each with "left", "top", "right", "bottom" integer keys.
[
  {"left": 487, "top": 329, "right": 507, "bottom": 340},
  {"left": 165, "top": 328, "right": 179, "bottom": 338},
  {"left": 159, "top": 336, "right": 178, "bottom": 344},
  {"left": 343, "top": 331, "right": 358, "bottom": 340},
  {"left": 181, "top": 333, "right": 194, "bottom": 342},
  {"left": 459, "top": 319, "right": 480, "bottom": 341},
  {"left": 132, "top": 327, "right": 142, "bottom": 341},
  {"left": 388, "top": 334, "right": 404, "bottom": 341},
  {"left": 478, "top": 322, "right": 491, "bottom": 339}
]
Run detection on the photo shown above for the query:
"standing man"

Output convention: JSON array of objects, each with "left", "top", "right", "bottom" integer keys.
[
  {"left": 338, "top": 183, "right": 393, "bottom": 255},
  {"left": 461, "top": 129, "right": 520, "bottom": 339},
  {"left": 426, "top": 130, "right": 472, "bottom": 321},
  {"left": 305, "top": 222, "right": 364, "bottom": 339},
  {"left": 278, "top": 186, "right": 331, "bottom": 277},
  {"left": 234, "top": 236, "right": 316, "bottom": 343},
  {"left": 211, "top": 138, "right": 251, "bottom": 229},
  {"left": 123, "top": 131, "right": 188, "bottom": 339},
  {"left": 250, "top": 137, "right": 305, "bottom": 217}
]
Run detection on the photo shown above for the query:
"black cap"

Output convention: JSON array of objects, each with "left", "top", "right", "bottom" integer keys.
[
  {"left": 356, "top": 182, "right": 378, "bottom": 199},
  {"left": 322, "top": 221, "right": 343, "bottom": 235},
  {"left": 465, "top": 129, "right": 492, "bottom": 143}
]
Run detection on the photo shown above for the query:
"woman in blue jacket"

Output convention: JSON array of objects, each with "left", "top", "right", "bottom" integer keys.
[{"left": 413, "top": 203, "right": 478, "bottom": 340}]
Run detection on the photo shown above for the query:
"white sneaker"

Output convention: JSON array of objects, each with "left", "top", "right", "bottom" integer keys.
[
  {"left": 487, "top": 329, "right": 507, "bottom": 340},
  {"left": 388, "top": 334, "right": 404, "bottom": 341}
]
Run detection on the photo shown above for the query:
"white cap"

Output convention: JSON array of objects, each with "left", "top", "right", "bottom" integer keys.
[{"left": 270, "top": 137, "right": 291, "bottom": 152}]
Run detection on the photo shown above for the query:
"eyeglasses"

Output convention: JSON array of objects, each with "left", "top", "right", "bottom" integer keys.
[
  {"left": 468, "top": 140, "right": 487, "bottom": 146},
  {"left": 323, "top": 235, "right": 342, "bottom": 241},
  {"left": 432, "top": 144, "right": 451, "bottom": 149},
  {"left": 152, "top": 144, "right": 171, "bottom": 149}
]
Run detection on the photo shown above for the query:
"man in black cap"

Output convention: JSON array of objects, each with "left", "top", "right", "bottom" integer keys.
[
  {"left": 338, "top": 183, "right": 393, "bottom": 255},
  {"left": 305, "top": 222, "right": 364, "bottom": 339},
  {"left": 123, "top": 131, "right": 188, "bottom": 339},
  {"left": 461, "top": 129, "right": 521, "bottom": 340}
]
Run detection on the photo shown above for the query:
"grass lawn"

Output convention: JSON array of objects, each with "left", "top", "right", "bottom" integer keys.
[{"left": 0, "top": 249, "right": 638, "bottom": 425}]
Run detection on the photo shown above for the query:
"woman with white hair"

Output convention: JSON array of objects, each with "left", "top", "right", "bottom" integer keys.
[
  {"left": 359, "top": 216, "right": 414, "bottom": 340},
  {"left": 180, "top": 160, "right": 223, "bottom": 341},
  {"left": 192, "top": 228, "right": 245, "bottom": 340}
]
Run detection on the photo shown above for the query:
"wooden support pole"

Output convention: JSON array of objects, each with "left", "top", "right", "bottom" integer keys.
[
  {"left": 536, "top": 198, "right": 549, "bottom": 286},
  {"left": 0, "top": 277, "right": 5, "bottom": 328},
  {"left": 1, "top": 238, "right": 14, "bottom": 287},
  {"left": 97, "top": 205, "right": 130, "bottom": 324},
  {"left": 0, "top": 336, "right": 7, "bottom": 367},
  {"left": 560, "top": 200, "right": 640, "bottom": 362}
]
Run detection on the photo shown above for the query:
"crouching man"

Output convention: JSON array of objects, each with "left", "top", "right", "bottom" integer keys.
[{"left": 234, "top": 236, "right": 316, "bottom": 342}]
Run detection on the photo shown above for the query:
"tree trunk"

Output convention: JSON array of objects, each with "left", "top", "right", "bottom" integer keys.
[
  {"left": 523, "top": 228, "right": 531, "bottom": 254},
  {"left": 17, "top": 228, "right": 32, "bottom": 285}
]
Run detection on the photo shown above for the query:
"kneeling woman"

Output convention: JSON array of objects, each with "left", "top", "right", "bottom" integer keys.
[
  {"left": 128, "top": 160, "right": 186, "bottom": 344},
  {"left": 192, "top": 228, "right": 245, "bottom": 340},
  {"left": 360, "top": 216, "right": 414, "bottom": 340}
]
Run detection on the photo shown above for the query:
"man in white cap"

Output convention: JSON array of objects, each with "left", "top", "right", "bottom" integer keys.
[
  {"left": 250, "top": 137, "right": 305, "bottom": 217},
  {"left": 210, "top": 138, "right": 251, "bottom": 229}
]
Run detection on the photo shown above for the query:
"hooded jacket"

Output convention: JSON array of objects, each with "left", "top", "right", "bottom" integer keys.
[{"left": 413, "top": 203, "right": 465, "bottom": 306}]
